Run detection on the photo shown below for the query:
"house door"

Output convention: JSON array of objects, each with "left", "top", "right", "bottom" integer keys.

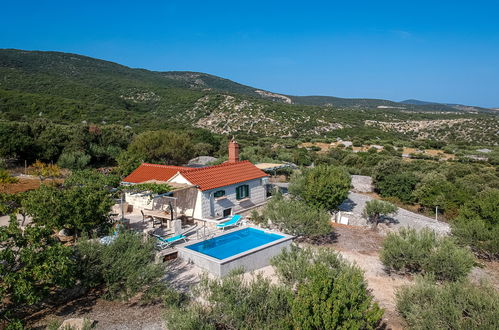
[{"left": 223, "top": 208, "right": 232, "bottom": 218}]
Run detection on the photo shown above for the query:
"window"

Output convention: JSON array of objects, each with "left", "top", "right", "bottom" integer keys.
[
  {"left": 236, "top": 184, "right": 249, "bottom": 200},
  {"left": 214, "top": 190, "right": 225, "bottom": 198}
]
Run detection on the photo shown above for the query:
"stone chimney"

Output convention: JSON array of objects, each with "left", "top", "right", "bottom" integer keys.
[{"left": 228, "top": 138, "right": 240, "bottom": 163}]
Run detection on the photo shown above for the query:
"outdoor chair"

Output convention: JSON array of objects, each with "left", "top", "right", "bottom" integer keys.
[
  {"left": 216, "top": 214, "right": 242, "bottom": 230},
  {"left": 141, "top": 210, "right": 154, "bottom": 223},
  {"left": 141, "top": 210, "right": 162, "bottom": 227}
]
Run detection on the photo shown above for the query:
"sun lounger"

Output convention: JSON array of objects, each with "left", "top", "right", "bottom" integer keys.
[
  {"left": 154, "top": 234, "right": 187, "bottom": 250},
  {"left": 216, "top": 214, "right": 242, "bottom": 230}
]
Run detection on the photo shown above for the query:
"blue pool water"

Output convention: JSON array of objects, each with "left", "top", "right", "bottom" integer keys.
[{"left": 186, "top": 228, "right": 284, "bottom": 260}]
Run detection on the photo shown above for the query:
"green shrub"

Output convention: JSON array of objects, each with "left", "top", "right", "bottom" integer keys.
[
  {"left": 165, "top": 271, "right": 293, "bottom": 330},
  {"left": 271, "top": 245, "right": 344, "bottom": 286},
  {"left": 57, "top": 150, "right": 91, "bottom": 170},
  {"left": 452, "top": 189, "right": 499, "bottom": 259},
  {"left": 261, "top": 194, "right": 332, "bottom": 237},
  {"left": 164, "top": 305, "right": 215, "bottom": 330},
  {"left": 292, "top": 264, "right": 383, "bottom": 330},
  {"left": 75, "top": 231, "right": 165, "bottom": 300},
  {"left": 273, "top": 246, "right": 383, "bottom": 329},
  {"left": 0, "top": 169, "right": 18, "bottom": 184},
  {"left": 375, "top": 171, "right": 419, "bottom": 203},
  {"left": 380, "top": 228, "right": 474, "bottom": 281},
  {"left": 290, "top": 165, "right": 351, "bottom": 211},
  {"left": 396, "top": 278, "right": 499, "bottom": 329},
  {"left": 166, "top": 246, "right": 382, "bottom": 329}
]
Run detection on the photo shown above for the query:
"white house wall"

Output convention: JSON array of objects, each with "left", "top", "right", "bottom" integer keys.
[
  {"left": 168, "top": 173, "right": 192, "bottom": 185},
  {"left": 124, "top": 192, "right": 154, "bottom": 210},
  {"left": 200, "top": 178, "right": 267, "bottom": 219}
]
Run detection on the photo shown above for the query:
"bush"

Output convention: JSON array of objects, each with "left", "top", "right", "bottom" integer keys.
[
  {"left": 75, "top": 231, "right": 165, "bottom": 300},
  {"left": 23, "top": 182, "right": 113, "bottom": 238},
  {"left": 261, "top": 194, "right": 332, "bottom": 237},
  {"left": 271, "top": 245, "right": 344, "bottom": 286},
  {"left": 272, "top": 246, "right": 383, "bottom": 329},
  {"left": 57, "top": 150, "right": 91, "bottom": 170},
  {"left": 0, "top": 219, "right": 76, "bottom": 307},
  {"left": 290, "top": 165, "right": 351, "bottom": 211},
  {"left": 292, "top": 264, "right": 383, "bottom": 329},
  {"left": 380, "top": 228, "right": 474, "bottom": 281},
  {"left": 164, "top": 271, "right": 293, "bottom": 330},
  {"left": 165, "top": 246, "right": 382, "bottom": 329},
  {"left": 375, "top": 171, "right": 419, "bottom": 203},
  {"left": 0, "top": 169, "right": 18, "bottom": 184},
  {"left": 396, "top": 278, "right": 499, "bottom": 329},
  {"left": 28, "top": 160, "right": 62, "bottom": 179},
  {"left": 452, "top": 189, "right": 499, "bottom": 259}
]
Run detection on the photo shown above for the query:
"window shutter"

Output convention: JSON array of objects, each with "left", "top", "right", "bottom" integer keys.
[{"left": 236, "top": 186, "right": 241, "bottom": 199}]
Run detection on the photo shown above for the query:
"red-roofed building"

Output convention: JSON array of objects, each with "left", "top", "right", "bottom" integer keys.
[
  {"left": 123, "top": 163, "right": 190, "bottom": 183},
  {"left": 123, "top": 140, "right": 270, "bottom": 219}
]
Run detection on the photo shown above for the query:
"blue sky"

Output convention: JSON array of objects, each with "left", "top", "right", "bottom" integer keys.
[{"left": 1, "top": 1, "right": 498, "bottom": 107}]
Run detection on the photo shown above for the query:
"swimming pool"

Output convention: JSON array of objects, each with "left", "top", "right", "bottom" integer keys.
[
  {"left": 186, "top": 227, "right": 284, "bottom": 260},
  {"left": 177, "top": 227, "right": 293, "bottom": 276}
]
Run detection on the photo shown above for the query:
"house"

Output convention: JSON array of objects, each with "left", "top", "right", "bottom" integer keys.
[{"left": 122, "top": 140, "right": 269, "bottom": 220}]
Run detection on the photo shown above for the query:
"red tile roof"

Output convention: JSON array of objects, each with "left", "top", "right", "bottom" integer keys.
[
  {"left": 180, "top": 160, "right": 268, "bottom": 191},
  {"left": 122, "top": 163, "right": 189, "bottom": 183},
  {"left": 123, "top": 160, "right": 268, "bottom": 191}
]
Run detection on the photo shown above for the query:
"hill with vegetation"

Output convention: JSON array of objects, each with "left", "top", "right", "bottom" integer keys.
[{"left": 0, "top": 49, "right": 497, "bottom": 143}]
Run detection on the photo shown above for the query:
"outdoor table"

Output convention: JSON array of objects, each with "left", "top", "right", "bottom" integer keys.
[{"left": 143, "top": 210, "right": 173, "bottom": 228}]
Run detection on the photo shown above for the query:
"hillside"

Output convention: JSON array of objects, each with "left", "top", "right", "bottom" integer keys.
[{"left": 0, "top": 49, "right": 497, "bottom": 144}]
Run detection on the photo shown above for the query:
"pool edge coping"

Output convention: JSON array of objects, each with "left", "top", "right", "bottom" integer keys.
[{"left": 176, "top": 226, "right": 294, "bottom": 265}]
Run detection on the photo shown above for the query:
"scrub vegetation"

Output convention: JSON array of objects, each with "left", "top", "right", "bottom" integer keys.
[{"left": 164, "top": 246, "right": 383, "bottom": 330}]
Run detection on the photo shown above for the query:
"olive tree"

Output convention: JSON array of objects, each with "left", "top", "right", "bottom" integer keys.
[{"left": 362, "top": 199, "right": 398, "bottom": 228}]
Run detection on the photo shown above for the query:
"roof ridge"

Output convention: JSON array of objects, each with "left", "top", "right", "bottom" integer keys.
[
  {"left": 142, "top": 163, "right": 189, "bottom": 169},
  {"left": 179, "top": 160, "right": 251, "bottom": 173}
]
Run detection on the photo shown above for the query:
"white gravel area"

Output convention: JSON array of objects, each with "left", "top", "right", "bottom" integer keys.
[{"left": 339, "top": 192, "right": 450, "bottom": 234}]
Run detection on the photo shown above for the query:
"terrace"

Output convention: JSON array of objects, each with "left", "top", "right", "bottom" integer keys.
[{"left": 114, "top": 188, "right": 293, "bottom": 275}]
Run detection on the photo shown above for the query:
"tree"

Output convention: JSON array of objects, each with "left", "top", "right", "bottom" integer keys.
[
  {"left": 372, "top": 158, "right": 402, "bottom": 184},
  {"left": 362, "top": 199, "right": 398, "bottom": 228},
  {"left": 290, "top": 165, "right": 351, "bottom": 211},
  {"left": 452, "top": 189, "right": 499, "bottom": 259},
  {"left": 413, "top": 171, "right": 465, "bottom": 215},
  {"left": 127, "top": 130, "right": 194, "bottom": 165},
  {"left": 374, "top": 172, "right": 419, "bottom": 203},
  {"left": 261, "top": 194, "right": 332, "bottom": 237},
  {"left": 0, "top": 219, "right": 76, "bottom": 307},
  {"left": 22, "top": 172, "right": 114, "bottom": 237},
  {"left": 115, "top": 150, "right": 143, "bottom": 178}
]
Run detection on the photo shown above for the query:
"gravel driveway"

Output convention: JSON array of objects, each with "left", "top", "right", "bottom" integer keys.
[{"left": 339, "top": 192, "right": 450, "bottom": 234}]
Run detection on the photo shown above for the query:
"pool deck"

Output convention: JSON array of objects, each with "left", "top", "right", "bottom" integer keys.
[{"left": 176, "top": 226, "right": 294, "bottom": 276}]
